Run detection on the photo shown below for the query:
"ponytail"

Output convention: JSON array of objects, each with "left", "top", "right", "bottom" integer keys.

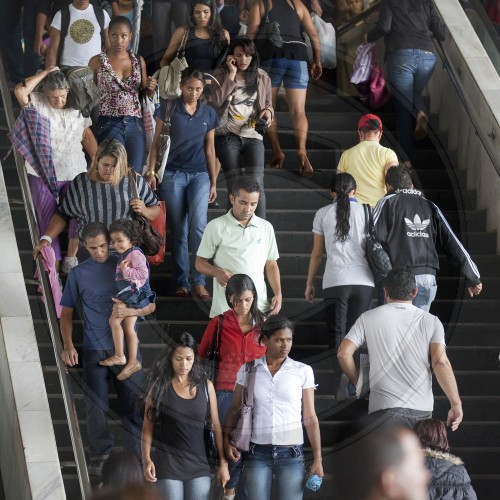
[{"left": 331, "top": 173, "right": 357, "bottom": 243}]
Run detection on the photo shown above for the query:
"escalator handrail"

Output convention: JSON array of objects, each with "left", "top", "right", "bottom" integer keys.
[
  {"left": 336, "top": 1, "right": 382, "bottom": 37},
  {"left": 466, "top": 0, "right": 500, "bottom": 54},
  {"left": 0, "top": 54, "right": 92, "bottom": 499}
]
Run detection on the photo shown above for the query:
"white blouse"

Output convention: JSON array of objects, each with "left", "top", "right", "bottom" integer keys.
[
  {"left": 236, "top": 356, "right": 315, "bottom": 445},
  {"left": 25, "top": 93, "right": 91, "bottom": 182}
]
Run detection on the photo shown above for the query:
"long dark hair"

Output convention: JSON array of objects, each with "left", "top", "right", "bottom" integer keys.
[
  {"left": 187, "top": 0, "right": 227, "bottom": 49},
  {"left": 225, "top": 274, "right": 265, "bottom": 328},
  {"left": 331, "top": 173, "right": 357, "bottom": 243},
  {"left": 143, "top": 332, "right": 205, "bottom": 422},
  {"left": 222, "top": 36, "right": 259, "bottom": 94}
]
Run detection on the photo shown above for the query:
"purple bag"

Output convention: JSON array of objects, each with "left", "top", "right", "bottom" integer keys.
[
  {"left": 230, "top": 363, "right": 257, "bottom": 451},
  {"left": 369, "top": 62, "right": 391, "bottom": 109},
  {"left": 350, "top": 42, "right": 375, "bottom": 85}
]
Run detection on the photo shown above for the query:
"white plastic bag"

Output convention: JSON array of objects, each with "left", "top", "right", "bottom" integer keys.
[{"left": 305, "top": 14, "right": 337, "bottom": 69}]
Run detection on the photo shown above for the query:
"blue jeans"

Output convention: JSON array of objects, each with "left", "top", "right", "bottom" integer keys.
[
  {"left": 156, "top": 476, "right": 211, "bottom": 500},
  {"left": 386, "top": 49, "right": 437, "bottom": 161},
  {"left": 215, "top": 134, "right": 266, "bottom": 219},
  {"left": 160, "top": 170, "right": 210, "bottom": 290},
  {"left": 413, "top": 274, "right": 437, "bottom": 312},
  {"left": 217, "top": 391, "right": 247, "bottom": 496},
  {"left": 369, "top": 408, "right": 432, "bottom": 429},
  {"left": 82, "top": 349, "right": 144, "bottom": 461},
  {"left": 95, "top": 115, "right": 146, "bottom": 173},
  {"left": 244, "top": 443, "right": 305, "bottom": 500}
]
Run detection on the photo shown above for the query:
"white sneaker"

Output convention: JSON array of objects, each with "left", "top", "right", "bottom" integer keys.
[{"left": 62, "top": 256, "right": 78, "bottom": 274}]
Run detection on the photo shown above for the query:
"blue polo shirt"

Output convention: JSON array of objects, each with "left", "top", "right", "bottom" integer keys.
[
  {"left": 61, "top": 255, "right": 154, "bottom": 350},
  {"left": 159, "top": 98, "right": 219, "bottom": 173}
]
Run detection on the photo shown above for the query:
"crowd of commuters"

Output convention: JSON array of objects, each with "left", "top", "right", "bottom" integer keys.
[{"left": 2, "top": 1, "right": 487, "bottom": 499}]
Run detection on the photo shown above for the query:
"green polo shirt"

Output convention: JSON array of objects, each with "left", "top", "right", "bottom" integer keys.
[{"left": 197, "top": 210, "right": 280, "bottom": 317}]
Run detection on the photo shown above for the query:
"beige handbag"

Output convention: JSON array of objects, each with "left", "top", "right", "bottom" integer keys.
[{"left": 153, "top": 27, "right": 189, "bottom": 100}]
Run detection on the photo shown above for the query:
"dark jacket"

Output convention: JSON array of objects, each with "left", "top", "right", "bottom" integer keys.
[
  {"left": 367, "top": 0, "right": 446, "bottom": 56},
  {"left": 373, "top": 188, "right": 480, "bottom": 287},
  {"left": 424, "top": 449, "right": 477, "bottom": 500}
]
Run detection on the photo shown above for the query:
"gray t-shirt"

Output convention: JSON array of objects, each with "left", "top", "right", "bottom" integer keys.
[{"left": 346, "top": 302, "right": 446, "bottom": 413}]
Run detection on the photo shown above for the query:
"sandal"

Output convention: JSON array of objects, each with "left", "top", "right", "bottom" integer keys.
[
  {"left": 298, "top": 153, "right": 313, "bottom": 178},
  {"left": 117, "top": 361, "right": 142, "bottom": 381},
  {"left": 99, "top": 355, "right": 126, "bottom": 367},
  {"left": 414, "top": 112, "right": 428, "bottom": 140},
  {"left": 174, "top": 287, "right": 190, "bottom": 297}
]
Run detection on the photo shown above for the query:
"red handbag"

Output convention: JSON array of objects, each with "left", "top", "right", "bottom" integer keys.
[{"left": 146, "top": 200, "right": 167, "bottom": 266}]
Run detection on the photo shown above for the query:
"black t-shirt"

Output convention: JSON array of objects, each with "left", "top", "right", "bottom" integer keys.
[{"left": 154, "top": 383, "right": 210, "bottom": 480}]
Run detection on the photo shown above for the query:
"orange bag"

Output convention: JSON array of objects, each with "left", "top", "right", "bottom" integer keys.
[{"left": 146, "top": 200, "right": 166, "bottom": 266}]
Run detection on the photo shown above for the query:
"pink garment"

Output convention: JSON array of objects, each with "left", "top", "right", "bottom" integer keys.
[
  {"left": 34, "top": 245, "right": 63, "bottom": 318},
  {"left": 121, "top": 249, "right": 148, "bottom": 288}
]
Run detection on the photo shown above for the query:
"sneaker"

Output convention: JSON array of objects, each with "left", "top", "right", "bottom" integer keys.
[
  {"left": 87, "top": 454, "right": 109, "bottom": 477},
  {"left": 62, "top": 256, "right": 78, "bottom": 274}
]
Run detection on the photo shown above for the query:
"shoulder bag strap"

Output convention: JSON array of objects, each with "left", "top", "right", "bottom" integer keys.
[
  {"left": 177, "top": 26, "right": 189, "bottom": 59},
  {"left": 128, "top": 169, "right": 139, "bottom": 199},
  {"left": 263, "top": 0, "right": 270, "bottom": 22},
  {"left": 363, "top": 203, "right": 372, "bottom": 236},
  {"left": 245, "top": 364, "right": 257, "bottom": 407}
]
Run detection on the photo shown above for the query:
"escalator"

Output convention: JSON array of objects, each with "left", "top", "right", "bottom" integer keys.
[{"left": 1, "top": 1, "right": 499, "bottom": 498}]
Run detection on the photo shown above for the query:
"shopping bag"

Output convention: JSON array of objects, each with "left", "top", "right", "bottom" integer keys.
[
  {"left": 369, "top": 61, "right": 391, "bottom": 109},
  {"left": 350, "top": 42, "right": 375, "bottom": 85},
  {"left": 305, "top": 14, "right": 337, "bottom": 68},
  {"left": 141, "top": 93, "right": 156, "bottom": 153},
  {"left": 146, "top": 200, "right": 166, "bottom": 266}
]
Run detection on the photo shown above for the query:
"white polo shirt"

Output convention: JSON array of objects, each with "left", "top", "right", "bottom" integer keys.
[
  {"left": 236, "top": 356, "right": 316, "bottom": 445},
  {"left": 197, "top": 211, "right": 279, "bottom": 317}
]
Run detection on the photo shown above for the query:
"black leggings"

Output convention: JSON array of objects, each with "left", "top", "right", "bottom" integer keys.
[{"left": 324, "top": 285, "right": 374, "bottom": 352}]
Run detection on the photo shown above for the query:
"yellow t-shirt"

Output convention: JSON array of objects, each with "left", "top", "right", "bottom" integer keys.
[{"left": 337, "top": 140, "right": 398, "bottom": 207}]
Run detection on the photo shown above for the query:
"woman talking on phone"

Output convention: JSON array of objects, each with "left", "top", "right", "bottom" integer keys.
[{"left": 210, "top": 36, "right": 273, "bottom": 219}]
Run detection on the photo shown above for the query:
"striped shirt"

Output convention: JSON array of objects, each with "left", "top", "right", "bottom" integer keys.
[{"left": 58, "top": 172, "right": 158, "bottom": 238}]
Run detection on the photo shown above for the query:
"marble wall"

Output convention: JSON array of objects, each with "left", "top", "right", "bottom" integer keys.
[
  {"left": 432, "top": 0, "right": 500, "bottom": 249},
  {"left": 0, "top": 164, "right": 65, "bottom": 499}
]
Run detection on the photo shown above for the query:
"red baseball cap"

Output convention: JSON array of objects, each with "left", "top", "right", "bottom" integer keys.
[{"left": 358, "top": 114, "right": 383, "bottom": 131}]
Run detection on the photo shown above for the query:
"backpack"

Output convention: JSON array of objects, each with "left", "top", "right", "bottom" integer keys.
[
  {"left": 63, "top": 66, "right": 101, "bottom": 117},
  {"left": 56, "top": 3, "right": 106, "bottom": 65}
]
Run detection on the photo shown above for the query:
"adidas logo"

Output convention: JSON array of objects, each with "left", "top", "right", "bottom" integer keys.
[{"left": 405, "top": 215, "right": 430, "bottom": 238}]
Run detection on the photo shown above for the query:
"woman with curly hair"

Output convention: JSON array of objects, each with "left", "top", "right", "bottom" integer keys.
[{"left": 141, "top": 332, "right": 230, "bottom": 499}]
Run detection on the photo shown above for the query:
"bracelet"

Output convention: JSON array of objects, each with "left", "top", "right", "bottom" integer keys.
[
  {"left": 145, "top": 170, "right": 156, "bottom": 177},
  {"left": 40, "top": 234, "right": 53, "bottom": 244}
]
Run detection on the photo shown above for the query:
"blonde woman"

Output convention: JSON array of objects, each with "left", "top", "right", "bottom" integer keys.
[{"left": 34, "top": 140, "right": 160, "bottom": 257}]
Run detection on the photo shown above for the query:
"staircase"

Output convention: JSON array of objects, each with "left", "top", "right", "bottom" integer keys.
[{"left": 2, "top": 83, "right": 499, "bottom": 498}]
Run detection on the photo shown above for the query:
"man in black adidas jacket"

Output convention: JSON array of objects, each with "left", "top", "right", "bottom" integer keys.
[{"left": 373, "top": 165, "right": 482, "bottom": 311}]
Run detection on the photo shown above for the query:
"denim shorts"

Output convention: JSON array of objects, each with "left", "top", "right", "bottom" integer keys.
[{"left": 261, "top": 58, "right": 309, "bottom": 89}]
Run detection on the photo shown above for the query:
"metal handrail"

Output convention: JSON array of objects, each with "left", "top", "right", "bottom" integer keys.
[
  {"left": 467, "top": 0, "right": 500, "bottom": 55},
  {"left": 0, "top": 55, "right": 92, "bottom": 498}
]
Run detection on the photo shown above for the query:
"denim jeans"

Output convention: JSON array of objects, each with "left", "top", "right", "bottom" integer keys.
[
  {"left": 160, "top": 170, "right": 210, "bottom": 290},
  {"left": 95, "top": 115, "right": 145, "bottom": 174},
  {"left": 215, "top": 134, "right": 266, "bottom": 219},
  {"left": 386, "top": 49, "right": 437, "bottom": 161},
  {"left": 82, "top": 349, "right": 144, "bottom": 461},
  {"left": 156, "top": 476, "right": 211, "bottom": 500},
  {"left": 216, "top": 391, "right": 247, "bottom": 496},
  {"left": 413, "top": 274, "right": 437, "bottom": 312},
  {"left": 244, "top": 443, "right": 305, "bottom": 500},
  {"left": 369, "top": 408, "right": 432, "bottom": 429}
]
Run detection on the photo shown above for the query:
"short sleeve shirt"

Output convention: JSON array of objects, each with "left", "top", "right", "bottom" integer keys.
[
  {"left": 159, "top": 98, "right": 219, "bottom": 173},
  {"left": 312, "top": 200, "right": 374, "bottom": 288},
  {"left": 346, "top": 303, "right": 446, "bottom": 413},
  {"left": 236, "top": 356, "right": 315, "bottom": 445},
  {"left": 197, "top": 211, "right": 279, "bottom": 317},
  {"left": 337, "top": 141, "right": 398, "bottom": 207},
  {"left": 51, "top": 4, "right": 110, "bottom": 67},
  {"left": 61, "top": 255, "right": 154, "bottom": 350},
  {"left": 26, "top": 93, "right": 91, "bottom": 181}
]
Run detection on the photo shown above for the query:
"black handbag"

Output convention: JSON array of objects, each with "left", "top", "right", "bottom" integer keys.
[
  {"left": 203, "top": 380, "right": 218, "bottom": 468},
  {"left": 128, "top": 171, "right": 163, "bottom": 256},
  {"left": 255, "top": 0, "right": 283, "bottom": 50},
  {"left": 363, "top": 204, "right": 392, "bottom": 284},
  {"left": 204, "top": 314, "right": 224, "bottom": 382}
]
